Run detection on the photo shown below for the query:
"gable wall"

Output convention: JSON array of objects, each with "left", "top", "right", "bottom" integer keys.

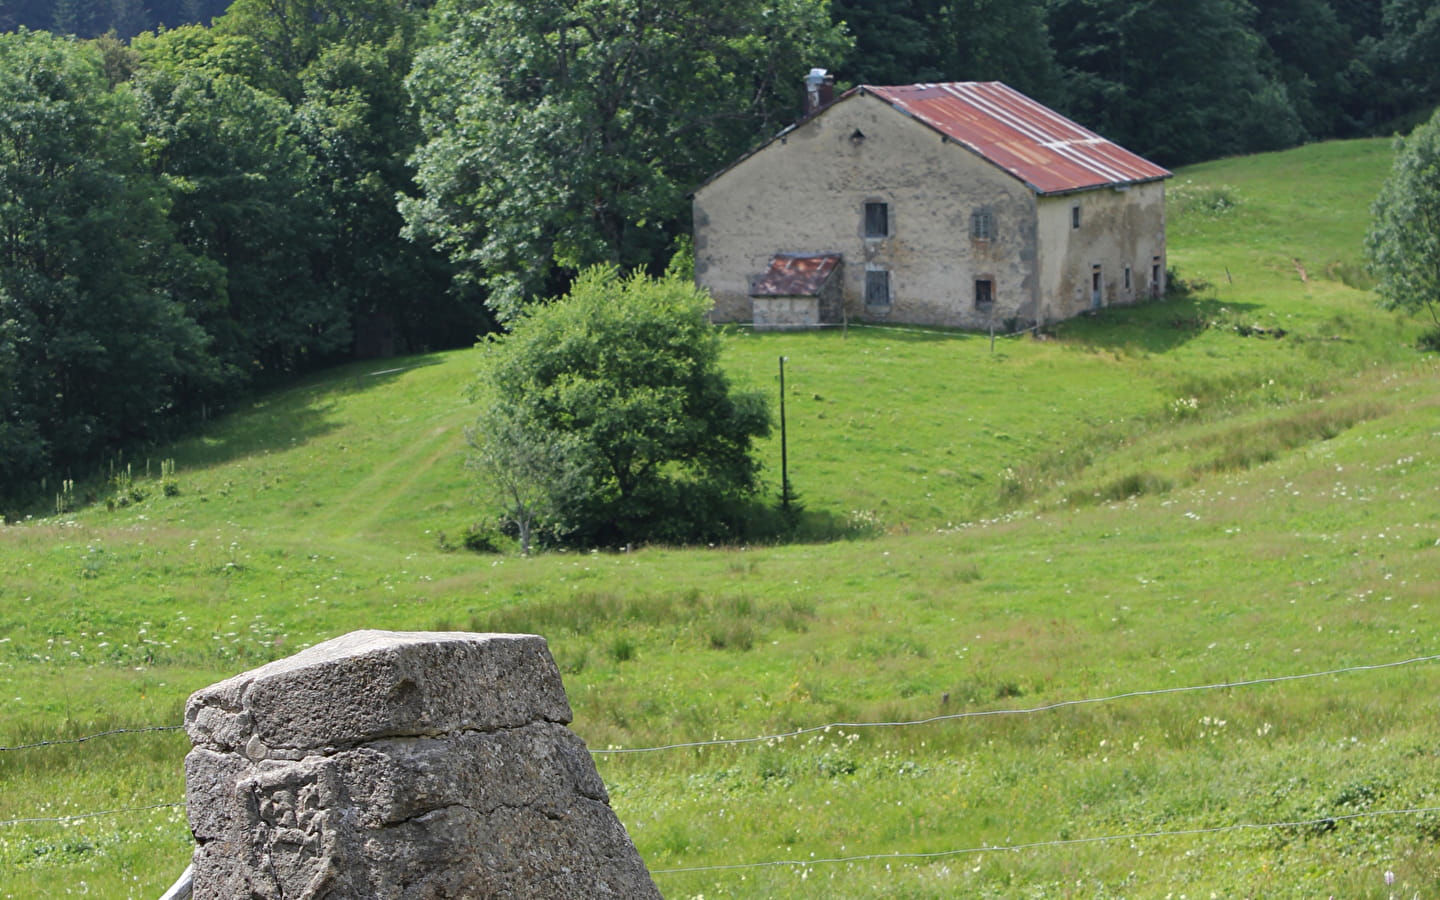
[
  {"left": 694, "top": 93, "right": 1040, "bottom": 328},
  {"left": 1035, "top": 181, "right": 1167, "bottom": 323}
]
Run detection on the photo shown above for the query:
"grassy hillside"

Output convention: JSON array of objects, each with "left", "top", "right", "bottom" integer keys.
[{"left": 3, "top": 137, "right": 1439, "bottom": 898}]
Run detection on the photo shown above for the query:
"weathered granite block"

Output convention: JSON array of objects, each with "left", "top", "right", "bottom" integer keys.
[{"left": 183, "top": 630, "right": 661, "bottom": 899}]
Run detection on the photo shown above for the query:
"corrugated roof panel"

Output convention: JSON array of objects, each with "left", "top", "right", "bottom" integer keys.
[
  {"left": 750, "top": 253, "right": 842, "bottom": 297},
  {"left": 862, "top": 82, "right": 1171, "bottom": 194}
]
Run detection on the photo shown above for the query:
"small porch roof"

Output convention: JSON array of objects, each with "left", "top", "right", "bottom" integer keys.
[{"left": 750, "top": 253, "right": 843, "bottom": 297}]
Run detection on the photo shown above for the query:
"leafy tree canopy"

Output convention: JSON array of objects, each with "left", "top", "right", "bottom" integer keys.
[
  {"left": 0, "top": 30, "right": 214, "bottom": 496},
  {"left": 133, "top": 36, "right": 344, "bottom": 379},
  {"left": 1366, "top": 107, "right": 1440, "bottom": 342},
  {"left": 403, "top": 0, "right": 850, "bottom": 319},
  {"left": 213, "top": 0, "right": 430, "bottom": 99},
  {"left": 1048, "top": 0, "right": 1306, "bottom": 166},
  {"left": 832, "top": 0, "right": 1059, "bottom": 98},
  {"left": 469, "top": 266, "right": 772, "bottom": 547}
]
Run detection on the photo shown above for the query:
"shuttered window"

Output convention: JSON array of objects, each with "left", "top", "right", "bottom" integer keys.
[
  {"left": 971, "top": 209, "right": 994, "bottom": 240},
  {"left": 864, "top": 202, "right": 889, "bottom": 238},
  {"left": 865, "top": 269, "right": 891, "bottom": 306}
]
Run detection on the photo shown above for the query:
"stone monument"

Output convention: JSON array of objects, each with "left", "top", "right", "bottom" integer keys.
[{"left": 183, "top": 630, "right": 661, "bottom": 899}]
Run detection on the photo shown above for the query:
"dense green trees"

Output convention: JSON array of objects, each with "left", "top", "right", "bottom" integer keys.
[
  {"left": 0, "top": 31, "right": 214, "bottom": 493},
  {"left": 2, "top": 0, "right": 229, "bottom": 38},
  {"left": 1048, "top": 0, "right": 1306, "bottom": 165},
  {"left": 831, "top": 0, "right": 1058, "bottom": 98},
  {"left": 298, "top": 38, "right": 484, "bottom": 356},
  {"left": 135, "top": 30, "right": 340, "bottom": 379},
  {"left": 828, "top": 0, "right": 1439, "bottom": 166},
  {"left": 403, "top": 0, "right": 849, "bottom": 319},
  {"left": 468, "top": 267, "right": 771, "bottom": 546},
  {"left": 0, "top": 11, "right": 473, "bottom": 508},
  {"left": 1366, "top": 109, "right": 1440, "bottom": 343}
]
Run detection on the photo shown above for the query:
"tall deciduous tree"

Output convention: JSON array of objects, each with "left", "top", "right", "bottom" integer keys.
[
  {"left": 830, "top": 0, "right": 946, "bottom": 86},
  {"left": 938, "top": 0, "right": 1059, "bottom": 99},
  {"left": 297, "top": 37, "right": 485, "bottom": 355},
  {"left": 214, "top": 0, "right": 428, "bottom": 99},
  {"left": 470, "top": 267, "right": 771, "bottom": 546},
  {"left": 403, "top": 0, "right": 850, "bottom": 319},
  {"left": 831, "top": 0, "right": 1060, "bottom": 98},
  {"left": 1251, "top": 0, "right": 1351, "bottom": 137},
  {"left": 134, "top": 27, "right": 343, "bottom": 380},
  {"left": 0, "top": 30, "right": 213, "bottom": 496},
  {"left": 1048, "top": 0, "right": 1306, "bottom": 166},
  {"left": 1366, "top": 109, "right": 1440, "bottom": 342}
]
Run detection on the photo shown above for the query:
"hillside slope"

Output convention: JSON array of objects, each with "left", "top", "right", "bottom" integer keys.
[{"left": 2, "top": 138, "right": 1438, "bottom": 898}]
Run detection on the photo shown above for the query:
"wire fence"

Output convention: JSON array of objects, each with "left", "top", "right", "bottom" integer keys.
[
  {"left": 590, "top": 652, "right": 1440, "bottom": 755},
  {"left": 646, "top": 806, "right": 1440, "bottom": 876},
  {"left": 11, "top": 651, "right": 1430, "bottom": 761},
  {"left": 0, "top": 802, "right": 184, "bottom": 828},
  {"left": 2, "top": 649, "right": 1436, "bottom": 884},
  {"left": 0, "top": 724, "right": 184, "bottom": 753}
]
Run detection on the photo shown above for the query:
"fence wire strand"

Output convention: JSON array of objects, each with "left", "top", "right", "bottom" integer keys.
[
  {"left": 593, "top": 652, "right": 1440, "bottom": 755},
  {"left": 0, "top": 724, "right": 185, "bottom": 753},
  {"left": 3, "top": 651, "right": 1435, "bottom": 852},
  {"left": 0, "top": 802, "right": 183, "bottom": 828},
  {"left": 649, "top": 806, "right": 1440, "bottom": 875},
  {"left": 7, "top": 654, "right": 1435, "bottom": 758}
]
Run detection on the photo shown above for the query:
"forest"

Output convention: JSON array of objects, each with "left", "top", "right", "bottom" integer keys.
[{"left": 1, "top": 0, "right": 1437, "bottom": 510}]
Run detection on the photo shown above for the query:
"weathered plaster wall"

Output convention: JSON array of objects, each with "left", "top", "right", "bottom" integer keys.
[
  {"left": 753, "top": 296, "right": 821, "bottom": 329},
  {"left": 1035, "top": 181, "right": 1167, "bottom": 323},
  {"left": 695, "top": 92, "right": 1039, "bottom": 328}
]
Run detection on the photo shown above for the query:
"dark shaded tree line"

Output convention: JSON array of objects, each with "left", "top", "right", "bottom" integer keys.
[
  {"left": 0, "top": 2, "right": 478, "bottom": 507},
  {"left": 835, "top": 0, "right": 1440, "bottom": 167},
  {"left": 0, "top": 0, "right": 231, "bottom": 37}
]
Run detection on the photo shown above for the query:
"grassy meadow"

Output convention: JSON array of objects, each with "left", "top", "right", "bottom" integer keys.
[{"left": 3, "top": 136, "right": 1440, "bottom": 897}]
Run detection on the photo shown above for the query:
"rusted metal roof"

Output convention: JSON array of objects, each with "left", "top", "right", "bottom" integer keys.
[
  {"left": 750, "top": 253, "right": 842, "bottom": 297},
  {"left": 857, "top": 82, "right": 1171, "bottom": 195}
]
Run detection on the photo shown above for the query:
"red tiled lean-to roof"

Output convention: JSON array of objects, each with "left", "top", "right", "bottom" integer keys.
[
  {"left": 749, "top": 253, "right": 842, "bottom": 296},
  {"left": 856, "top": 82, "right": 1171, "bottom": 195}
]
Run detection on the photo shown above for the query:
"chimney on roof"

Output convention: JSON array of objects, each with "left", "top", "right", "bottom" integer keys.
[{"left": 803, "top": 68, "right": 835, "bottom": 117}]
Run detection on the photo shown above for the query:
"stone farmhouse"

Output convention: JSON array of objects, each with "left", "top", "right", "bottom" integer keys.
[{"left": 693, "top": 73, "right": 1172, "bottom": 330}]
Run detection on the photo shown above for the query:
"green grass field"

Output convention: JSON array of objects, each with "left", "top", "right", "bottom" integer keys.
[{"left": 3, "top": 137, "right": 1439, "bottom": 898}]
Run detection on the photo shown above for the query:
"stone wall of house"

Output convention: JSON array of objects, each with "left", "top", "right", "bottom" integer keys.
[
  {"left": 695, "top": 91, "right": 1041, "bottom": 329},
  {"left": 753, "top": 295, "right": 822, "bottom": 330},
  {"left": 1036, "top": 181, "right": 1167, "bottom": 324},
  {"left": 183, "top": 630, "right": 660, "bottom": 900}
]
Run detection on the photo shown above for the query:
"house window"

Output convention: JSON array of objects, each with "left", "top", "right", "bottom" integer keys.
[
  {"left": 1152, "top": 257, "right": 1163, "bottom": 298},
  {"left": 974, "top": 278, "right": 994, "bottom": 308},
  {"left": 1071, "top": 202, "right": 1082, "bottom": 229},
  {"left": 865, "top": 268, "right": 891, "bottom": 306},
  {"left": 1124, "top": 265, "right": 1132, "bottom": 291},
  {"left": 864, "top": 201, "right": 889, "bottom": 238},
  {"left": 971, "top": 209, "right": 994, "bottom": 241}
]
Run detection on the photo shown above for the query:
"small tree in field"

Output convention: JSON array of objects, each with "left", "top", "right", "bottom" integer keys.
[
  {"left": 464, "top": 407, "right": 582, "bottom": 556},
  {"left": 468, "top": 266, "right": 771, "bottom": 548},
  {"left": 1366, "top": 109, "right": 1440, "bottom": 346}
]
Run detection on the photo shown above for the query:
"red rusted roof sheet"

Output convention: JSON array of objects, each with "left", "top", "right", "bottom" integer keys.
[
  {"left": 858, "top": 82, "right": 1171, "bottom": 195},
  {"left": 750, "top": 253, "right": 842, "bottom": 296}
]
